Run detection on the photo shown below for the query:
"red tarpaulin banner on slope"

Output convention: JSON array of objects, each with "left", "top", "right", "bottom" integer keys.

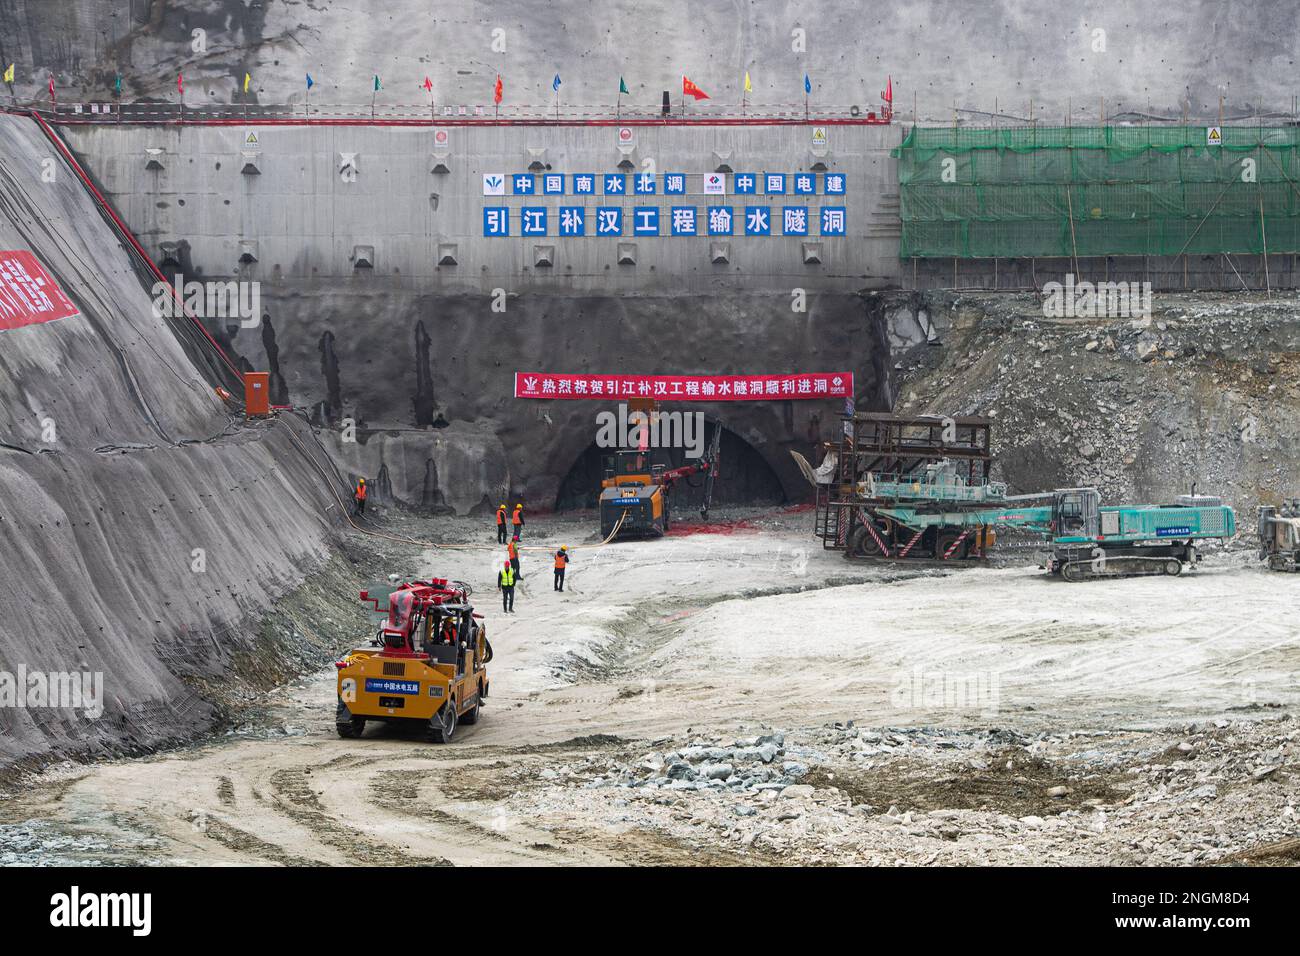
[
  {"left": 0, "top": 250, "right": 78, "bottom": 331},
  {"left": 514, "top": 372, "right": 853, "bottom": 400}
]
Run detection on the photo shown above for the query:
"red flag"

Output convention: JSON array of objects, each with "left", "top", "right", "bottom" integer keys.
[
  {"left": 177, "top": 73, "right": 184, "bottom": 95},
  {"left": 493, "top": 74, "right": 502, "bottom": 104},
  {"left": 422, "top": 76, "right": 433, "bottom": 93},
  {"left": 682, "top": 76, "right": 709, "bottom": 101},
  {"left": 48, "top": 75, "right": 55, "bottom": 100},
  {"left": 882, "top": 75, "right": 892, "bottom": 103}
]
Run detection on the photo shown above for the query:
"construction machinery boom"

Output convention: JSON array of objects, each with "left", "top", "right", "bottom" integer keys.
[{"left": 801, "top": 412, "right": 1236, "bottom": 579}]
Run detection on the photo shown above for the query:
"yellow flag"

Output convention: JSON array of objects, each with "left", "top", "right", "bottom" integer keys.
[
  {"left": 2, "top": 64, "right": 14, "bottom": 84},
  {"left": 243, "top": 72, "right": 251, "bottom": 93},
  {"left": 743, "top": 71, "right": 752, "bottom": 94}
]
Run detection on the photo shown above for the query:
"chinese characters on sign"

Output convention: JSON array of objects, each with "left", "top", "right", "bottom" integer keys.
[
  {"left": 514, "top": 373, "right": 854, "bottom": 401},
  {"left": 482, "top": 172, "right": 847, "bottom": 237},
  {"left": 0, "top": 250, "right": 79, "bottom": 332}
]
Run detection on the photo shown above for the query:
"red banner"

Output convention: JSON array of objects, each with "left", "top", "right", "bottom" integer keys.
[
  {"left": 0, "top": 250, "right": 78, "bottom": 332},
  {"left": 514, "top": 372, "right": 853, "bottom": 401}
]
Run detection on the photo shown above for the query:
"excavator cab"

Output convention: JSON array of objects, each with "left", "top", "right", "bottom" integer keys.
[
  {"left": 602, "top": 449, "right": 660, "bottom": 488},
  {"left": 1051, "top": 488, "right": 1102, "bottom": 540}
]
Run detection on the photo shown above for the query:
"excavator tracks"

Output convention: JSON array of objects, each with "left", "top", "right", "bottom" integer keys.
[{"left": 1058, "top": 555, "right": 1186, "bottom": 582}]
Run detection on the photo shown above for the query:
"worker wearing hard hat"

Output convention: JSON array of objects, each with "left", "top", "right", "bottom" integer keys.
[
  {"left": 508, "top": 534, "right": 522, "bottom": 580},
  {"left": 498, "top": 560, "right": 516, "bottom": 613},
  {"left": 511, "top": 503, "right": 525, "bottom": 539},
  {"left": 354, "top": 477, "right": 368, "bottom": 516},
  {"left": 495, "top": 503, "right": 508, "bottom": 544},
  {"left": 553, "top": 545, "right": 570, "bottom": 592}
]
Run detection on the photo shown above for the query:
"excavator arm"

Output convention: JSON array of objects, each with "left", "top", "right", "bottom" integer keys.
[{"left": 658, "top": 423, "right": 723, "bottom": 519}]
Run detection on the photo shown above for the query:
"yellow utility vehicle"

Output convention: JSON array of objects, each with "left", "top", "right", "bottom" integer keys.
[{"left": 335, "top": 578, "right": 491, "bottom": 743}]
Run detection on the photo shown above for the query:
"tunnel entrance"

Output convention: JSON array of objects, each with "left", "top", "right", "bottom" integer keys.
[{"left": 553, "top": 423, "right": 786, "bottom": 512}]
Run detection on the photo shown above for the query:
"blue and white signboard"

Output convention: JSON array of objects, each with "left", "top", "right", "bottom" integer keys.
[{"left": 480, "top": 173, "right": 848, "bottom": 237}]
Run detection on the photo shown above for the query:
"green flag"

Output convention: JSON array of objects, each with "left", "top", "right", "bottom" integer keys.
[
  {"left": 113, "top": 73, "right": 122, "bottom": 94},
  {"left": 619, "top": 77, "right": 628, "bottom": 95},
  {"left": 373, "top": 74, "right": 381, "bottom": 91}
]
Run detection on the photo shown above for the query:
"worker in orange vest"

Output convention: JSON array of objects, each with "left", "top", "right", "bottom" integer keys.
[
  {"left": 353, "top": 477, "right": 367, "bottom": 516},
  {"left": 508, "top": 535, "right": 522, "bottom": 580},
  {"left": 439, "top": 616, "right": 457, "bottom": 645},
  {"left": 511, "top": 503, "right": 524, "bottom": 539},
  {"left": 553, "top": 545, "right": 570, "bottom": 592},
  {"left": 495, "top": 503, "right": 508, "bottom": 544}
]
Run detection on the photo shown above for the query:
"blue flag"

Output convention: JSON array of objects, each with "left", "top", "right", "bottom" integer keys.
[
  {"left": 306, "top": 73, "right": 314, "bottom": 90},
  {"left": 804, "top": 73, "right": 811, "bottom": 94},
  {"left": 552, "top": 73, "right": 561, "bottom": 92}
]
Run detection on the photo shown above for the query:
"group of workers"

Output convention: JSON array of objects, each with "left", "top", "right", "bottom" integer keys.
[
  {"left": 349, "top": 480, "right": 573, "bottom": 617},
  {"left": 492, "top": 502, "right": 572, "bottom": 613},
  {"left": 495, "top": 502, "right": 524, "bottom": 543}
]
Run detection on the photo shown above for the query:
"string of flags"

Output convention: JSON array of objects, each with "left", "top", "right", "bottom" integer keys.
[{"left": 0, "top": 61, "right": 891, "bottom": 114}]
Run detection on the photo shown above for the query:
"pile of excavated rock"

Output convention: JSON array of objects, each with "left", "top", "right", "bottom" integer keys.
[{"left": 508, "top": 715, "right": 1299, "bottom": 865}]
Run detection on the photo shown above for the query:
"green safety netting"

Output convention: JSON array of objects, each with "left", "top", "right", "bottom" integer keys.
[{"left": 895, "top": 125, "right": 1300, "bottom": 258}]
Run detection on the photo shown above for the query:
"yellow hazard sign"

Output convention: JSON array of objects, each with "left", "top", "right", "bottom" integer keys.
[
  {"left": 243, "top": 130, "right": 261, "bottom": 151},
  {"left": 1206, "top": 126, "right": 1222, "bottom": 146}
]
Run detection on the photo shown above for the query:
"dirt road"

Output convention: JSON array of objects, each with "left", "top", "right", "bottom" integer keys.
[{"left": 3, "top": 513, "right": 1297, "bottom": 865}]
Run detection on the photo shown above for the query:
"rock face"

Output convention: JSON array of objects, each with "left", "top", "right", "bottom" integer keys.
[
  {"left": 3, "top": 0, "right": 1295, "bottom": 121},
  {"left": 896, "top": 291, "right": 1300, "bottom": 521},
  {"left": 215, "top": 289, "right": 888, "bottom": 511},
  {"left": 0, "top": 113, "right": 341, "bottom": 769}
]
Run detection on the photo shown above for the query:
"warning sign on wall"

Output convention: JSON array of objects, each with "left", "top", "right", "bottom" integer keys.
[
  {"left": 0, "top": 250, "right": 79, "bottom": 332},
  {"left": 1207, "top": 126, "right": 1223, "bottom": 146},
  {"left": 242, "top": 130, "right": 261, "bottom": 152}
]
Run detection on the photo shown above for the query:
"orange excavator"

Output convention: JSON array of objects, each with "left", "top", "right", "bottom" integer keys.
[{"left": 598, "top": 399, "right": 722, "bottom": 540}]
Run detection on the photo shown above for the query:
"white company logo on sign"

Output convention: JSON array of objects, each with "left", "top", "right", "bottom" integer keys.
[
  {"left": 433, "top": 128, "right": 450, "bottom": 148},
  {"left": 482, "top": 173, "right": 506, "bottom": 196},
  {"left": 703, "top": 172, "right": 726, "bottom": 195},
  {"left": 617, "top": 126, "right": 635, "bottom": 146}
]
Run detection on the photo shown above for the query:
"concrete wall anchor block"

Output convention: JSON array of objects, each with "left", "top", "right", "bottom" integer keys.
[
  {"left": 338, "top": 152, "right": 359, "bottom": 181},
  {"left": 238, "top": 240, "right": 259, "bottom": 264},
  {"left": 710, "top": 241, "right": 731, "bottom": 264},
  {"left": 437, "top": 243, "right": 458, "bottom": 266},
  {"left": 712, "top": 148, "right": 734, "bottom": 173},
  {"left": 352, "top": 244, "right": 375, "bottom": 269},
  {"left": 533, "top": 244, "right": 555, "bottom": 268},
  {"left": 145, "top": 147, "right": 164, "bottom": 171},
  {"left": 617, "top": 242, "right": 637, "bottom": 265},
  {"left": 801, "top": 241, "right": 823, "bottom": 265},
  {"left": 158, "top": 240, "right": 181, "bottom": 270},
  {"left": 240, "top": 151, "right": 261, "bottom": 175}
]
